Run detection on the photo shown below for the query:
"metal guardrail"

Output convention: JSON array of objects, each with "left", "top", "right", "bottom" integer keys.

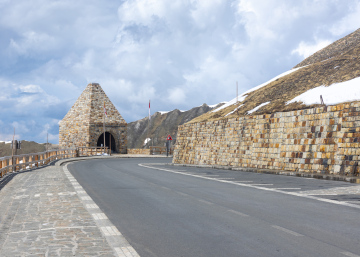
[
  {"left": 0, "top": 149, "right": 76, "bottom": 179},
  {"left": 77, "top": 147, "right": 110, "bottom": 157},
  {"left": 0, "top": 146, "right": 110, "bottom": 179}
]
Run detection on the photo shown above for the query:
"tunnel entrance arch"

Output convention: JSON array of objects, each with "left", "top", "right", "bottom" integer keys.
[{"left": 97, "top": 132, "right": 117, "bottom": 152}]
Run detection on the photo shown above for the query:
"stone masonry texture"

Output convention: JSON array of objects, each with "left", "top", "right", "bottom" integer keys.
[
  {"left": 0, "top": 166, "right": 115, "bottom": 256},
  {"left": 59, "top": 83, "right": 127, "bottom": 154},
  {"left": 173, "top": 101, "right": 360, "bottom": 176}
]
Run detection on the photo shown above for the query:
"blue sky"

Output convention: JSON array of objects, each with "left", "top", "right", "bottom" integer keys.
[{"left": 0, "top": 0, "right": 359, "bottom": 143}]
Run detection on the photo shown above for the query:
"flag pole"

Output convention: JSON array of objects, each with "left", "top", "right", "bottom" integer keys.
[
  {"left": 12, "top": 127, "right": 15, "bottom": 172},
  {"left": 148, "top": 100, "right": 150, "bottom": 149},
  {"left": 103, "top": 100, "right": 106, "bottom": 154}
]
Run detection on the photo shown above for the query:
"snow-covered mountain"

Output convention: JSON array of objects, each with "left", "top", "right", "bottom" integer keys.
[{"left": 191, "top": 28, "right": 360, "bottom": 123}]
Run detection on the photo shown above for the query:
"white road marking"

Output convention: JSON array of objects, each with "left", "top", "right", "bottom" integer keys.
[
  {"left": 139, "top": 164, "right": 360, "bottom": 210},
  {"left": 161, "top": 186, "right": 171, "bottom": 191},
  {"left": 115, "top": 247, "right": 141, "bottom": 257},
  {"left": 198, "top": 199, "right": 213, "bottom": 205},
  {"left": 86, "top": 204, "right": 100, "bottom": 209},
  {"left": 101, "top": 226, "right": 121, "bottom": 236},
  {"left": 341, "top": 251, "right": 360, "bottom": 257},
  {"left": 92, "top": 213, "right": 108, "bottom": 220},
  {"left": 272, "top": 225, "right": 303, "bottom": 237},
  {"left": 46, "top": 193, "right": 53, "bottom": 196},
  {"left": 248, "top": 184, "right": 274, "bottom": 186},
  {"left": 177, "top": 192, "right": 189, "bottom": 197},
  {"left": 233, "top": 181, "right": 253, "bottom": 183},
  {"left": 64, "top": 164, "right": 141, "bottom": 257},
  {"left": 274, "top": 188, "right": 302, "bottom": 190},
  {"left": 202, "top": 175, "right": 220, "bottom": 177},
  {"left": 58, "top": 192, "right": 76, "bottom": 196},
  {"left": 34, "top": 194, "right": 40, "bottom": 197},
  {"left": 227, "top": 210, "right": 249, "bottom": 217}
]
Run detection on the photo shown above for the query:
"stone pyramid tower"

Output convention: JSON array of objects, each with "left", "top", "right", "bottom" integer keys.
[{"left": 59, "top": 83, "right": 127, "bottom": 153}]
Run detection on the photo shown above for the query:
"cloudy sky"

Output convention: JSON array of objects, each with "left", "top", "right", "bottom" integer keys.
[{"left": 0, "top": 0, "right": 359, "bottom": 144}]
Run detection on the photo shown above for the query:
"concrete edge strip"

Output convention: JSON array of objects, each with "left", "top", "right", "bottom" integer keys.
[
  {"left": 63, "top": 164, "right": 140, "bottom": 257},
  {"left": 138, "top": 163, "right": 360, "bottom": 210},
  {"left": 167, "top": 163, "right": 360, "bottom": 184}
]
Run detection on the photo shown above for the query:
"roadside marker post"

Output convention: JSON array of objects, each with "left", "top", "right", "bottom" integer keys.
[{"left": 166, "top": 135, "right": 172, "bottom": 156}]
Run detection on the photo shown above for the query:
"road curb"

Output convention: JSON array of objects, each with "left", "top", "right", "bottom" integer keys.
[
  {"left": 168, "top": 163, "right": 360, "bottom": 184},
  {"left": 63, "top": 164, "right": 141, "bottom": 257}
]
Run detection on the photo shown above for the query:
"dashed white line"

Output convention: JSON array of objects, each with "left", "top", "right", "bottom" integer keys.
[
  {"left": 198, "top": 199, "right": 213, "bottom": 205},
  {"left": 92, "top": 213, "right": 108, "bottom": 220},
  {"left": 115, "top": 247, "right": 141, "bottom": 257},
  {"left": 341, "top": 252, "right": 360, "bottom": 257},
  {"left": 248, "top": 184, "right": 274, "bottom": 186},
  {"left": 138, "top": 164, "right": 360, "bottom": 210},
  {"left": 177, "top": 192, "right": 189, "bottom": 197},
  {"left": 64, "top": 164, "right": 140, "bottom": 257},
  {"left": 227, "top": 210, "right": 249, "bottom": 217},
  {"left": 101, "top": 226, "right": 121, "bottom": 236},
  {"left": 86, "top": 204, "right": 100, "bottom": 209},
  {"left": 272, "top": 225, "right": 303, "bottom": 237},
  {"left": 274, "top": 188, "right": 302, "bottom": 190}
]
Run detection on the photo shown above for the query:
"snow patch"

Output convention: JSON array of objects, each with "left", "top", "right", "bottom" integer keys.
[
  {"left": 144, "top": 138, "right": 151, "bottom": 145},
  {"left": 212, "top": 67, "right": 303, "bottom": 113},
  {"left": 0, "top": 141, "right": 12, "bottom": 144},
  {"left": 158, "top": 111, "right": 169, "bottom": 115},
  {"left": 225, "top": 105, "right": 244, "bottom": 117},
  {"left": 135, "top": 122, "right": 140, "bottom": 130},
  {"left": 248, "top": 102, "right": 270, "bottom": 114},
  {"left": 287, "top": 77, "right": 360, "bottom": 106}
]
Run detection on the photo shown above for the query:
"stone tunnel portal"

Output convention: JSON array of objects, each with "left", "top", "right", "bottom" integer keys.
[{"left": 97, "top": 132, "right": 116, "bottom": 152}]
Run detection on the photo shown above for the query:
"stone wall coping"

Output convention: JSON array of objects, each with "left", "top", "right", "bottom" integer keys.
[{"left": 55, "top": 154, "right": 171, "bottom": 166}]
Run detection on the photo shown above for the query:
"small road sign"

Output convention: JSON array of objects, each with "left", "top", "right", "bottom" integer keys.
[{"left": 167, "top": 135, "right": 172, "bottom": 140}]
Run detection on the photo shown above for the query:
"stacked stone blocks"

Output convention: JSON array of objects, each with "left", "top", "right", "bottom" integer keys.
[
  {"left": 173, "top": 101, "right": 360, "bottom": 176},
  {"left": 59, "top": 83, "right": 127, "bottom": 153}
]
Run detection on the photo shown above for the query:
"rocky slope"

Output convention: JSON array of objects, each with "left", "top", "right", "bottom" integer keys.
[
  {"left": 191, "top": 28, "right": 360, "bottom": 123},
  {"left": 127, "top": 103, "right": 222, "bottom": 148},
  {"left": 0, "top": 141, "right": 59, "bottom": 158}
]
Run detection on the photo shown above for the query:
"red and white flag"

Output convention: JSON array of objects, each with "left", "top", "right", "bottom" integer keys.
[
  {"left": 149, "top": 100, "right": 151, "bottom": 121},
  {"left": 104, "top": 101, "right": 107, "bottom": 117}
]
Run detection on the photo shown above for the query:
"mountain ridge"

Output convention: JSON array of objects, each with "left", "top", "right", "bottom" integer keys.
[
  {"left": 127, "top": 103, "right": 223, "bottom": 149},
  {"left": 190, "top": 28, "right": 360, "bottom": 123}
]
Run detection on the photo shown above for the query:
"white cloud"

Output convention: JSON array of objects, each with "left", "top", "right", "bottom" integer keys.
[
  {"left": 291, "top": 39, "right": 332, "bottom": 59},
  {"left": 0, "top": 0, "right": 359, "bottom": 144},
  {"left": 18, "top": 84, "right": 44, "bottom": 94},
  {"left": 330, "top": 2, "right": 360, "bottom": 36},
  {"left": 168, "top": 87, "right": 186, "bottom": 104}
]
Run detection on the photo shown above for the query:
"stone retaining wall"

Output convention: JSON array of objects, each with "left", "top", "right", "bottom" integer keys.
[
  {"left": 127, "top": 149, "right": 150, "bottom": 155},
  {"left": 173, "top": 102, "right": 360, "bottom": 176}
]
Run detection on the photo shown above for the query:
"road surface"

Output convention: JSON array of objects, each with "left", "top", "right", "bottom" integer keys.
[{"left": 68, "top": 158, "right": 360, "bottom": 257}]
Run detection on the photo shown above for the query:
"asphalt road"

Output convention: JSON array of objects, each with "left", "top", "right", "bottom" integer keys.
[{"left": 68, "top": 158, "right": 360, "bottom": 257}]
